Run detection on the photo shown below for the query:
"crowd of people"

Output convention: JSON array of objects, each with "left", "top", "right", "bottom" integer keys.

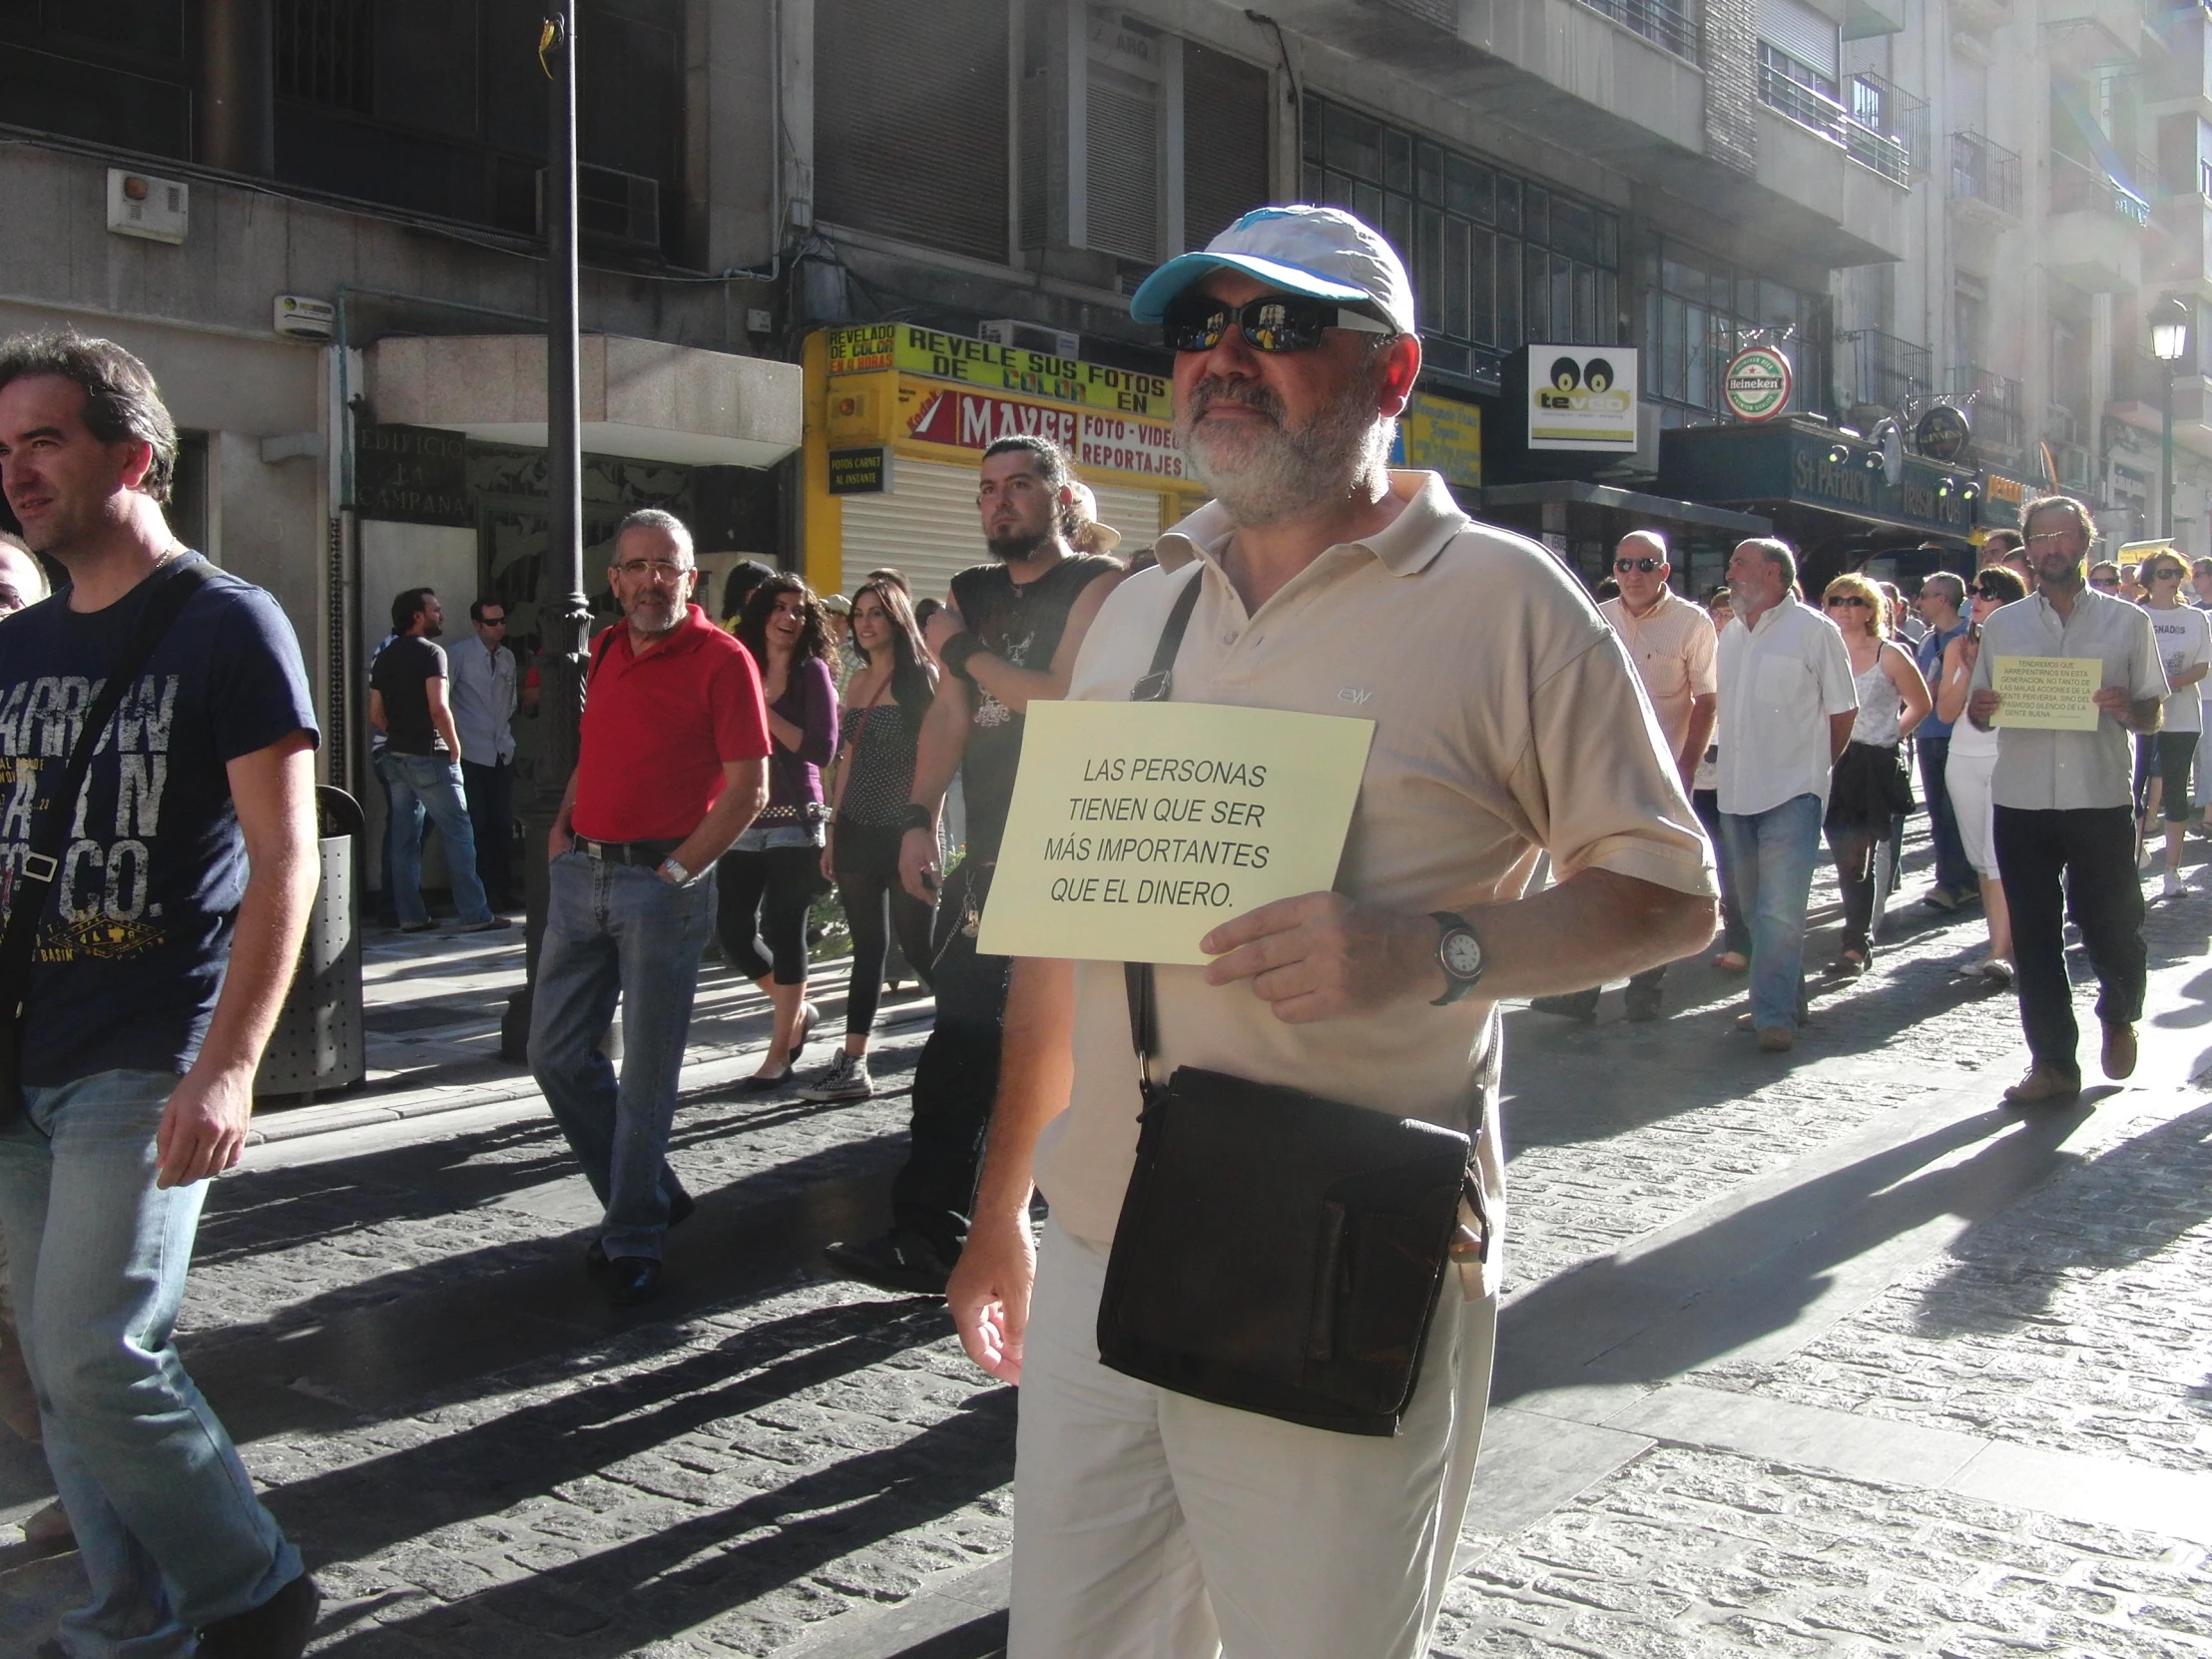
[{"left": 0, "top": 201, "right": 2194, "bottom": 1659}]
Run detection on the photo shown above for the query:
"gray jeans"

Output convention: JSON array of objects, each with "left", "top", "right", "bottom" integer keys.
[{"left": 528, "top": 849, "right": 718, "bottom": 1260}]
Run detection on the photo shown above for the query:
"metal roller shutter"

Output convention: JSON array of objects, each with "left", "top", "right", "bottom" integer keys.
[
  {"left": 837, "top": 458, "right": 991, "bottom": 606},
  {"left": 1758, "top": 0, "right": 1838, "bottom": 77},
  {"left": 1086, "top": 482, "right": 1164, "bottom": 550}
]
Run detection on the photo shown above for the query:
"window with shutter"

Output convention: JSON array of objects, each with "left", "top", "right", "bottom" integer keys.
[
  {"left": 1182, "top": 43, "right": 1269, "bottom": 251},
  {"left": 1758, "top": 0, "right": 1839, "bottom": 80},
  {"left": 816, "top": 0, "right": 1010, "bottom": 264},
  {"left": 1083, "top": 9, "right": 1164, "bottom": 263}
]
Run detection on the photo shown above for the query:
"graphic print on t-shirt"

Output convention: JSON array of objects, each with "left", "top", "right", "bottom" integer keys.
[{"left": 0, "top": 667, "right": 178, "bottom": 961}]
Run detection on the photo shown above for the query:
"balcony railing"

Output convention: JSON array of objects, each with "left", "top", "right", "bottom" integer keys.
[
  {"left": 1571, "top": 0, "right": 1699, "bottom": 60},
  {"left": 1757, "top": 53, "right": 1913, "bottom": 184},
  {"left": 1948, "top": 364, "right": 2023, "bottom": 454},
  {"left": 2050, "top": 150, "right": 2152, "bottom": 225},
  {"left": 1839, "top": 327, "right": 1932, "bottom": 412},
  {"left": 1849, "top": 71, "right": 1928, "bottom": 176},
  {"left": 1948, "top": 131, "right": 2023, "bottom": 218}
]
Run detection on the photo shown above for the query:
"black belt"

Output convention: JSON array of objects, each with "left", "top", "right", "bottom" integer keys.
[{"left": 573, "top": 835, "right": 681, "bottom": 867}]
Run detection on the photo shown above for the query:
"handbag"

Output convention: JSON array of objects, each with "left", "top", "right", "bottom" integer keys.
[
  {"left": 1092, "top": 570, "right": 1480, "bottom": 1436},
  {"left": 0, "top": 557, "right": 216, "bottom": 1126}
]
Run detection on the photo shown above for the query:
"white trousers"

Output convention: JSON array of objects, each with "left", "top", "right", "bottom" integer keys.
[{"left": 1009, "top": 1222, "right": 1498, "bottom": 1659}]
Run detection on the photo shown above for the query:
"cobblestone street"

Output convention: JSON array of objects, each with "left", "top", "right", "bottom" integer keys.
[{"left": 6, "top": 828, "right": 2211, "bottom": 1657}]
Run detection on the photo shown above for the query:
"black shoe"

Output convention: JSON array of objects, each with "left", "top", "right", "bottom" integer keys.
[
  {"left": 823, "top": 1229, "right": 953, "bottom": 1296},
  {"left": 1623, "top": 989, "right": 1664, "bottom": 1022},
  {"left": 1527, "top": 992, "right": 1599, "bottom": 1023},
  {"left": 609, "top": 1257, "right": 663, "bottom": 1306},
  {"left": 399, "top": 920, "right": 437, "bottom": 934},
  {"left": 741, "top": 1066, "right": 793, "bottom": 1093},
  {"left": 197, "top": 1571, "right": 320, "bottom": 1659},
  {"left": 586, "top": 1186, "right": 695, "bottom": 1271}
]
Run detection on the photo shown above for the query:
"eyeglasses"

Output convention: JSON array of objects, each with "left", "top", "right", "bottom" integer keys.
[
  {"left": 615, "top": 558, "right": 689, "bottom": 581},
  {"left": 1615, "top": 557, "right": 1663, "bottom": 573},
  {"left": 1163, "top": 293, "right": 1395, "bottom": 354},
  {"left": 1972, "top": 583, "right": 2009, "bottom": 601},
  {"left": 2025, "top": 531, "right": 2076, "bottom": 546},
  {"left": 1825, "top": 595, "right": 1873, "bottom": 609},
  {"left": 2088, "top": 575, "right": 2121, "bottom": 589}
]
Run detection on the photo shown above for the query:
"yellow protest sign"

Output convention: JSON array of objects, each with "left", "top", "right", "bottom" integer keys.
[
  {"left": 1990, "top": 655, "right": 2102, "bottom": 732},
  {"left": 976, "top": 700, "right": 1375, "bottom": 965}
]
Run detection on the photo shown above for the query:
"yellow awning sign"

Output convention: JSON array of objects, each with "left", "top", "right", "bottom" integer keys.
[
  {"left": 1990, "top": 655, "right": 2102, "bottom": 732},
  {"left": 976, "top": 700, "right": 1376, "bottom": 965}
]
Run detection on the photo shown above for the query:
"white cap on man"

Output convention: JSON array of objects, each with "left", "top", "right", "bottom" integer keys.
[{"left": 1128, "top": 206, "right": 1415, "bottom": 335}]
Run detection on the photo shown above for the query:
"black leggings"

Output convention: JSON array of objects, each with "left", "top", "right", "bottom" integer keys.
[
  {"left": 833, "top": 822, "right": 935, "bottom": 1034},
  {"left": 717, "top": 844, "right": 822, "bottom": 984}
]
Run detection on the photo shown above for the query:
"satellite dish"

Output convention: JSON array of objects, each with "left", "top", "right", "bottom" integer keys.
[{"left": 1873, "top": 418, "right": 1905, "bottom": 487}]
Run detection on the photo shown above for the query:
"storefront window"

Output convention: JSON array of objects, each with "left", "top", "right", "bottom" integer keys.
[{"left": 1302, "top": 98, "right": 1619, "bottom": 387}]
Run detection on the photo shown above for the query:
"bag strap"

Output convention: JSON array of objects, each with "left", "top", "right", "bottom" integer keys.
[
  {"left": 0, "top": 556, "right": 215, "bottom": 1020},
  {"left": 1122, "top": 567, "right": 1205, "bottom": 1100}
]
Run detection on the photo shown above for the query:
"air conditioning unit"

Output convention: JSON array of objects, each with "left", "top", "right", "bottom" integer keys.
[
  {"left": 537, "top": 164, "right": 661, "bottom": 252},
  {"left": 980, "top": 319, "right": 1081, "bottom": 359}
]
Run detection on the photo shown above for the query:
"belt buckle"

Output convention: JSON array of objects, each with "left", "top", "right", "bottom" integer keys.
[{"left": 19, "top": 852, "right": 57, "bottom": 883}]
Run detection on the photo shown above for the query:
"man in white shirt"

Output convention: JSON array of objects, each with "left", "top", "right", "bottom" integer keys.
[
  {"left": 1967, "top": 496, "right": 2166, "bottom": 1104},
  {"left": 448, "top": 597, "right": 520, "bottom": 911},
  {"left": 1715, "top": 537, "right": 1860, "bottom": 1052},
  {"left": 1531, "top": 529, "right": 1717, "bottom": 1022}
]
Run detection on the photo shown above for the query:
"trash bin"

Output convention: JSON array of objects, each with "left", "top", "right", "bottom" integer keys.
[{"left": 254, "top": 785, "right": 367, "bottom": 1102}]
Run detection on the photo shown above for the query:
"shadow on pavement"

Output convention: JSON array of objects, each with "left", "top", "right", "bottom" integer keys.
[{"left": 1492, "top": 1101, "right": 2092, "bottom": 1403}]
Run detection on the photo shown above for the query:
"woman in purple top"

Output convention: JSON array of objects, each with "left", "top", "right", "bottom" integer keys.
[{"left": 722, "top": 575, "right": 838, "bottom": 1087}]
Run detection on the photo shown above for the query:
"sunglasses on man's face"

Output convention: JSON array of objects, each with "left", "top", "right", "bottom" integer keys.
[
  {"left": 1615, "top": 557, "right": 1662, "bottom": 573},
  {"left": 1163, "top": 293, "right": 1394, "bottom": 354}
]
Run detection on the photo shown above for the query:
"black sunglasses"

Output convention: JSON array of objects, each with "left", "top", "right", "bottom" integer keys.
[
  {"left": 1825, "top": 594, "right": 1872, "bottom": 609},
  {"left": 1164, "top": 293, "right": 1394, "bottom": 354},
  {"left": 1615, "top": 557, "right": 1663, "bottom": 573}
]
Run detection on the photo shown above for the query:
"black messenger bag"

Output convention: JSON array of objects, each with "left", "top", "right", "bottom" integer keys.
[
  {"left": 0, "top": 557, "right": 214, "bottom": 1126},
  {"left": 1092, "top": 571, "right": 1483, "bottom": 1436}
]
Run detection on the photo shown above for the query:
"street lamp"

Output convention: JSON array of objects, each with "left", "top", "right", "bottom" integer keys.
[{"left": 2152, "top": 296, "right": 2191, "bottom": 544}]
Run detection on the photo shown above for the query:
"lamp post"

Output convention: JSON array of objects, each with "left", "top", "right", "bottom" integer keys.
[
  {"left": 2151, "top": 297, "right": 2191, "bottom": 545},
  {"left": 502, "top": 5, "right": 586, "bottom": 1061}
]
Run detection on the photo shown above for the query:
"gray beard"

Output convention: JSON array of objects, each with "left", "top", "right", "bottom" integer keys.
[{"left": 1176, "top": 375, "right": 1394, "bottom": 527}]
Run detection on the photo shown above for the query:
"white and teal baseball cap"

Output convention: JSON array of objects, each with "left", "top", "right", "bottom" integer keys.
[{"left": 1129, "top": 205, "right": 1416, "bottom": 335}]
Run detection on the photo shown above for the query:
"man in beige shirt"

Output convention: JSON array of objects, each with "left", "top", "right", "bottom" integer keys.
[
  {"left": 1531, "top": 528, "right": 1717, "bottom": 1023},
  {"left": 945, "top": 206, "right": 1716, "bottom": 1659}
]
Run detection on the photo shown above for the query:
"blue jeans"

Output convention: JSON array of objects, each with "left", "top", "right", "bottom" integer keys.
[
  {"left": 378, "top": 750, "right": 492, "bottom": 926},
  {"left": 1720, "top": 793, "right": 1824, "bottom": 1034},
  {"left": 528, "top": 850, "right": 717, "bottom": 1261},
  {"left": 0, "top": 1070, "right": 300, "bottom": 1658},
  {"left": 1918, "top": 735, "right": 1974, "bottom": 896}
]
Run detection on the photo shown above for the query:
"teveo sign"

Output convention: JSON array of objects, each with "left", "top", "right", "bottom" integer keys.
[
  {"left": 1527, "top": 346, "right": 1638, "bottom": 451},
  {"left": 1723, "top": 345, "right": 1793, "bottom": 423}
]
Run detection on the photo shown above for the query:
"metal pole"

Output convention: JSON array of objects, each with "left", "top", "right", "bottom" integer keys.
[
  {"left": 2164, "top": 362, "right": 2176, "bottom": 545},
  {"left": 503, "top": 4, "right": 587, "bottom": 1061}
]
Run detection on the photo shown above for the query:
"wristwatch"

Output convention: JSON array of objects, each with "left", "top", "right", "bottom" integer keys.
[
  {"left": 1429, "top": 911, "right": 1486, "bottom": 1005},
  {"left": 658, "top": 855, "right": 694, "bottom": 887},
  {"left": 901, "top": 804, "right": 934, "bottom": 833}
]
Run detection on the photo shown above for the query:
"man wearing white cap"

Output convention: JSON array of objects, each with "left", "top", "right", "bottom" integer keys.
[{"left": 947, "top": 206, "right": 1715, "bottom": 1656}]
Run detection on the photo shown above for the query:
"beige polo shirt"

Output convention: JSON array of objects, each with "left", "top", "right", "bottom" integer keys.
[
  {"left": 1600, "top": 588, "right": 1719, "bottom": 758},
  {"left": 1027, "top": 472, "right": 1716, "bottom": 1299}
]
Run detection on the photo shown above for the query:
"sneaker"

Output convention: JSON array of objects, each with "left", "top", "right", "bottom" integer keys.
[
  {"left": 2163, "top": 869, "right": 2187, "bottom": 900},
  {"left": 824, "top": 1228, "right": 954, "bottom": 1296},
  {"left": 799, "top": 1050, "right": 873, "bottom": 1102},
  {"left": 457, "top": 915, "right": 514, "bottom": 933}
]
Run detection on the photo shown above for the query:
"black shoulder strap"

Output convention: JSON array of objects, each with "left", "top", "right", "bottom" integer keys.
[
  {"left": 1124, "top": 564, "right": 1206, "bottom": 1095},
  {"left": 585, "top": 623, "right": 620, "bottom": 687},
  {"left": 0, "top": 556, "right": 216, "bottom": 1018}
]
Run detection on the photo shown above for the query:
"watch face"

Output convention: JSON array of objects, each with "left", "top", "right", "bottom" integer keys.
[{"left": 1441, "top": 929, "right": 1483, "bottom": 978}]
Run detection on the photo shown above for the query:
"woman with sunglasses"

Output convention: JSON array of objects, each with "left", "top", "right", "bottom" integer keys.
[
  {"left": 1820, "top": 573, "right": 1933, "bottom": 975},
  {"left": 1935, "top": 565, "right": 2027, "bottom": 983},
  {"left": 802, "top": 578, "right": 940, "bottom": 1103},
  {"left": 722, "top": 576, "right": 839, "bottom": 1088},
  {"left": 2138, "top": 553, "right": 2211, "bottom": 897}
]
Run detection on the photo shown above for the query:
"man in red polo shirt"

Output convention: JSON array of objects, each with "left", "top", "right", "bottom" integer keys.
[{"left": 530, "top": 508, "right": 770, "bottom": 1306}]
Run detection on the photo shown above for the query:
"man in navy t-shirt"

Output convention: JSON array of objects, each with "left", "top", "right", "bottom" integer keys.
[{"left": 0, "top": 332, "right": 322, "bottom": 1658}]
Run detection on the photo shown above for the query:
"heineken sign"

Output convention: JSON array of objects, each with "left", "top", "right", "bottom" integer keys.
[{"left": 1724, "top": 344, "right": 1793, "bottom": 423}]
